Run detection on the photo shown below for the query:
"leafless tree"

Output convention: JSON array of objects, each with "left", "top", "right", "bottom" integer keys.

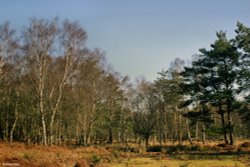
[{"left": 23, "top": 18, "right": 58, "bottom": 145}]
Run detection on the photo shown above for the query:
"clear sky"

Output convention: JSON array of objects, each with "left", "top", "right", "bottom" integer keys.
[{"left": 1, "top": 0, "right": 250, "bottom": 81}]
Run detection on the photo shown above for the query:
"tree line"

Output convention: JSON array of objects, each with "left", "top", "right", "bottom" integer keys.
[{"left": 0, "top": 18, "right": 249, "bottom": 147}]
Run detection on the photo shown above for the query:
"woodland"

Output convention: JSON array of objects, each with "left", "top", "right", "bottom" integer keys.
[{"left": 0, "top": 18, "right": 249, "bottom": 150}]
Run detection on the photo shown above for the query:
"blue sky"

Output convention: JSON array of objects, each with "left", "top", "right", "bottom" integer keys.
[{"left": 1, "top": 0, "right": 250, "bottom": 81}]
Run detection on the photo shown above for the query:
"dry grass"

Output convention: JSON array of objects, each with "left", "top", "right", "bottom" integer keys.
[
  {"left": 0, "top": 142, "right": 112, "bottom": 167},
  {"left": 0, "top": 140, "right": 249, "bottom": 167}
]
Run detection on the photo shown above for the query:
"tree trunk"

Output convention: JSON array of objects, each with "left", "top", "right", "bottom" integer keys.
[
  {"left": 185, "top": 117, "right": 193, "bottom": 145},
  {"left": 56, "top": 110, "right": 62, "bottom": 145},
  {"left": 178, "top": 114, "right": 183, "bottom": 145},
  {"left": 39, "top": 58, "right": 47, "bottom": 146},
  {"left": 226, "top": 100, "right": 234, "bottom": 145},
  {"left": 227, "top": 112, "right": 234, "bottom": 145},
  {"left": 49, "top": 54, "right": 70, "bottom": 145},
  {"left": 220, "top": 112, "right": 228, "bottom": 144},
  {"left": 86, "top": 120, "right": 94, "bottom": 146},
  {"left": 40, "top": 108, "right": 47, "bottom": 146},
  {"left": 219, "top": 103, "right": 228, "bottom": 144},
  {"left": 108, "top": 99, "right": 113, "bottom": 144},
  {"left": 87, "top": 87, "right": 96, "bottom": 145},
  {"left": 195, "top": 121, "right": 199, "bottom": 141},
  {"left": 145, "top": 135, "right": 149, "bottom": 148},
  {"left": 4, "top": 108, "right": 9, "bottom": 142},
  {"left": 10, "top": 98, "right": 19, "bottom": 143},
  {"left": 201, "top": 122, "right": 206, "bottom": 144},
  {"left": 108, "top": 127, "right": 113, "bottom": 144},
  {"left": 173, "top": 113, "right": 177, "bottom": 142}
]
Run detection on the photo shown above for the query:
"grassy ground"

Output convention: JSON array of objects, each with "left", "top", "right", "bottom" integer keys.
[
  {"left": 0, "top": 141, "right": 249, "bottom": 167},
  {"left": 107, "top": 157, "right": 246, "bottom": 167}
]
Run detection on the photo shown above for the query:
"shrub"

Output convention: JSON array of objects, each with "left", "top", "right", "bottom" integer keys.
[
  {"left": 241, "top": 142, "right": 250, "bottom": 148},
  {"left": 130, "top": 147, "right": 140, "bottom": 153},
  {"left": 111, "top": 150, "right": 120, "bottom": 158},
  {"left": 217, "top": 143, "right": 227, "bottom": 147},
  {"left": 89, "top": 155, "right": 101, "bottom": 167},
  {"left": 166, "top": 144, "right": 190, "bottom": 154},
  {"left": 146, "top": 145, "right": 162, "bottom": 152},
  {"left": 22, "top": 152, "right": 35, "bottom": 160},
  {"left": 147, "top": 144, "right": 219, "bottom": 154},
  {"left": 147, "top": 145, "right": 191, "bottom": 154}
]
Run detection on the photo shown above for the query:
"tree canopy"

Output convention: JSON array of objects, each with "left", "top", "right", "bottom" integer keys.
[{"left": 0, "top": 18, "right": 249, "bottom": 146}]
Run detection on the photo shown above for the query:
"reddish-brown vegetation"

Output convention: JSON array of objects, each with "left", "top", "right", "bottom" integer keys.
[
  {"left": 0, "top": 141, "right": 249, "bottom": 167},
  {"left": 0, "top": 142, "right": 113, "bottom": 167}
]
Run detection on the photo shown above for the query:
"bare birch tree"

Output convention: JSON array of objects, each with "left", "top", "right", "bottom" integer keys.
[
  {"left": 23, "top": 18, "right": 58, "bottom": 145},
  {"left": 48, "top": 20, "right": 87, "bottom": 145}
]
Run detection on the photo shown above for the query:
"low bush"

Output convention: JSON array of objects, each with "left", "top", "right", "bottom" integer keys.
[
  {"left": 147, "top": 144, "right": 218, "bottom": 154},
  {"left": 241, "top": 142, "right": 250, "bottom": 148},
  {"left": 89, "top": 155, "right": 101, "bottom": 167},
  {"left": 111, "top": 146, "right": 141, "bottom": 153},
  {"left": 147, "top": 144, "right": 192, "bottom": 154},
  {"left": 130, "top": 147, "right": 140, "bottom": 153},
  {"left": 22, "top": 152, "right": 36, "bottom": 160},
  {"left": 146, "top": 145, "right": 162, "bottom": 152}
]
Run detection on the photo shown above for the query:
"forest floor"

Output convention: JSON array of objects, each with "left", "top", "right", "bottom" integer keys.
[{"left": 0, "top": 140, "right": 249, "bottom": 167}]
